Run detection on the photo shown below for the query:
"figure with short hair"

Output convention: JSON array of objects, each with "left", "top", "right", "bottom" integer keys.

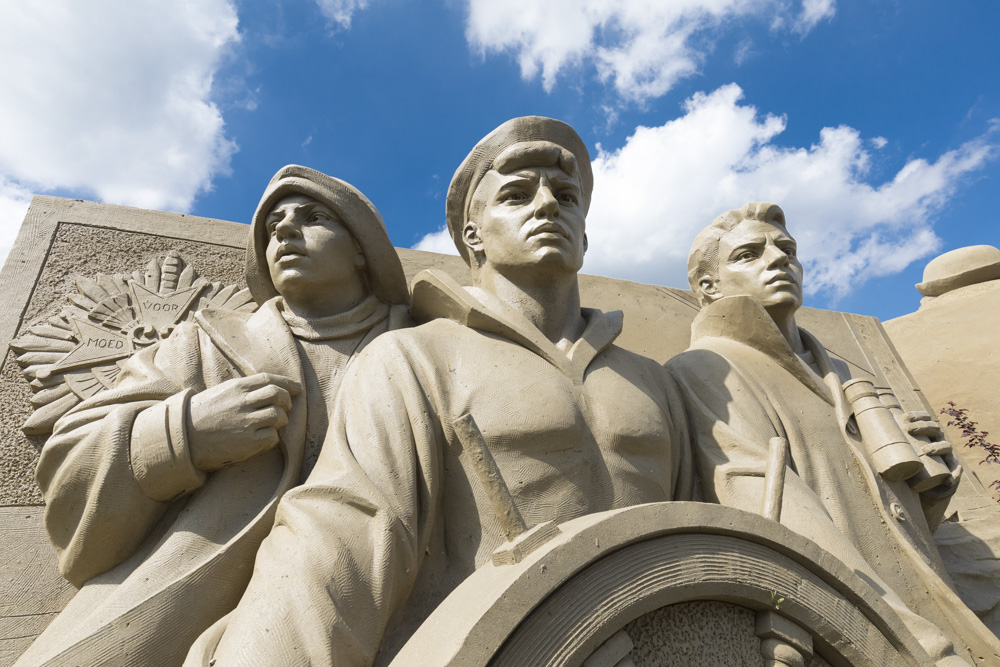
[
  {"left": 191, "top": 117, "right": 692, "bottom": 666},
  {"left": 667, "top": 202, "right": 999, "bottom": 666},
  {"left": 16, "top": 166, "right": 410, "bottom": 667}
]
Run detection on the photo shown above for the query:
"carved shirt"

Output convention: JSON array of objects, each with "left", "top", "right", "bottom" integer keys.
[
  {"left": 278, "top": 294, "right": 392, "bottom": 479},
  {"left": 201, "top": 270, "right": 692, "bottom": 667}
]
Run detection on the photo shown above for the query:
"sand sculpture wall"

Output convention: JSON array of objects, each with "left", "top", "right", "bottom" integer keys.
[
  {"left": 1, "top": 196, "right": 995, "bottom": 665},
  {"left": 885, "top": 246, "right": 1000, "bottom": 497}
]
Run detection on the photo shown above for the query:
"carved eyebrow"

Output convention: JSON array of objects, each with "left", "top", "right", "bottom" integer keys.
[
  {"left": 547, "top": 172, "right": 580, "bottom": 188},
  {"left": 266, "top": 203, "right": 318, "bottom": 232},
  {"left": 726, "top": 238, "right": 766, "bottom": 258},
  {"left": 506, "top": 170, "right": 541, "bottom": 182},
  {"left": 267, "top": 202, "right": 321, "bottom": 219}
]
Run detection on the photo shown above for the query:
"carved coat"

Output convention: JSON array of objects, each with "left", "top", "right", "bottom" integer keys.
[
  {"left": 16, "top": 296, "right": 408, "bottom": 667},
  {"left": 666, "top": 296, "right": 1000, "bottom": 663},
  {"left": 190, "top": 270, "right": 693, "bottom": 666}
]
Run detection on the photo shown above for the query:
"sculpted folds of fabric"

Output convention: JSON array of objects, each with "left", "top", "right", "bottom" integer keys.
[
  {"left": 16, "top": 298, "right": 407, "bottom": 666},
  {"left": 667, "top": 295, "right": 1000, "bottom": 663},
  {"left": 194, "top": 270, "right": 693, "bottom": 665}
]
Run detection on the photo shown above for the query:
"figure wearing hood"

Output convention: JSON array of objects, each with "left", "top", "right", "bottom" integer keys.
[
  {"left": 189, "top": 117, "right": 693, "bottom": 666},
  {"left": 15, "top": 167, "right": 409, "bottom": 667},
  {"left": 666, "top": 203, "right": 1000, "bottom": 666}
]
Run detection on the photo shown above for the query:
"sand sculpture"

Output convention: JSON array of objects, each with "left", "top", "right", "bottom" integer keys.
[
  {"left": 2, "top": 117, "right": 998, "bottom": 666},
  {"left": 666, "top": 202, "right": 999, "bottom": 666},
  {"left": 187, "top": 116, "right": 694, "bottom": 665},
  {"left": 11, "top": 166, "right": 410, "bottom": 666}
]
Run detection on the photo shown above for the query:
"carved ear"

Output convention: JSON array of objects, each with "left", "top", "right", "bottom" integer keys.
[
  {"left": 463, "top": 221, "right": 483, "bottom": 254},
  {"left": 352, "top": 238, "right": 367, "bottom": 271},
  {"left": 582, "top": 233, "right": 588, "bottom": 255},
  {"left": 697, "top": 275, "right": 722, "bottom": 303}
]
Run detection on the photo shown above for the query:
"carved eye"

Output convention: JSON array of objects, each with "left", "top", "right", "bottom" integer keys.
[
  {"left": 735, "top": 250, "right": 757, "bottom": 261},
  {"left": 500, "top": 191, "right": 528, "bottom": 203},
  {"left": 558, "top": 192, "right": 578, "bottom": 205}
]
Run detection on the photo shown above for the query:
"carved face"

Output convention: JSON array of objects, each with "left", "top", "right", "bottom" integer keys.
[
  {"left": 707, "top": 220, "right": 803, "bottom": 312},
  {"left": 264, "top": 194, "right": 365, "bottom": 298},
  {"left": 465, "top": 165, "right": 587, "bottom": 277}
]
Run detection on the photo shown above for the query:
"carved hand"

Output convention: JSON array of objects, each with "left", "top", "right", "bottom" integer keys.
[
  {"left": 186, "top": 373, "right": 302, "bottom": 471},
  {"left": 899, "top": 410, "right": 963, "bottom": 497},
  {"left": 900, "top": 410, "right": 952, "bottom": 457}
]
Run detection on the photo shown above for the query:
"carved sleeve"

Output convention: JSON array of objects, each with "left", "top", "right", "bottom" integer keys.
[
  {"left": 36, "top": 323, "right": 221, "bottom": 586},
  {"left": 666, "top": 347, "right": 898, "bottom": 576},
  {"left": 207, "top": 335, "right": 441, "bottom": 666}
]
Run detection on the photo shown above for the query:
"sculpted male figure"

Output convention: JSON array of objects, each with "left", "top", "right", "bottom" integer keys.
[
  {"left": 16, "top": 166, "right": 409, "bottom": 667},
  {"left": 666, "top": 202, "right": 1000, "bottom": 666},
  {"left": 193, "top": 117, "right": 692, "bottom": 666}
]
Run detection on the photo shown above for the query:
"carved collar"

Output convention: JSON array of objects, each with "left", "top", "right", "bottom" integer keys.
[
  {"left": 690, "top": 296, "right": 836, "bottom": 405},
  {"left": 410, "top": 269, "right": 623, "bottom": 378},
  {"left": 275, "top": 294, "right": 388, "bottom": 341},
  {"left": 194, "top": 295, "right": 386, "bottom": 380}
]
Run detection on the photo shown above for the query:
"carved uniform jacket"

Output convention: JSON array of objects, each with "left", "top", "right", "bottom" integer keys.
[
  {"left": 666, "top": 296, "right": 1000, "bottom": 664},
  {"left": 192, "top": 270, "right": 693, "bottom": 667},
  {"left": 17, "top": 296, "right": 409, "bottom": 667}
]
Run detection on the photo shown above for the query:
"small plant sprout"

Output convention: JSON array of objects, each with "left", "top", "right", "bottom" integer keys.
[
  {"left": 770, "top": 590, "right": 785, "bottom": 609},
  {"left": 940, "top": 402, "right": 1000, "bottom": 503}
]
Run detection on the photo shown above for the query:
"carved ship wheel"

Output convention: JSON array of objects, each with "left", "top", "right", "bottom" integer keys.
[
  {"left": 10, "top": 251, "right": 255, "bottom": 435},
  {"left": 391, "top": 502, "right": 935, "bottom": 667}
]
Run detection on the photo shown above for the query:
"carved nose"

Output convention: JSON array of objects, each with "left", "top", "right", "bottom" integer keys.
[
  {"left": 765, "top": 245, "right": 789, "bottom": 267},
  {"left": 534, "top": 186, "right": 559, "bottom": 218},
  {"left": 273, "top": 213, "right": 303, "bottom": 240}
]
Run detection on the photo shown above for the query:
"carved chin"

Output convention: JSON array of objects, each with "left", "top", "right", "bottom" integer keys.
[
  {"left": 269, "top": 267, "right": 308, "bottom": 292},
  {"left": 763, "top": 291, "right": 803, "bottom": 310}
]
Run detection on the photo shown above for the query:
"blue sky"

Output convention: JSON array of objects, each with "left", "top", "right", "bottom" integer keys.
[{"left": 0, "top": 0, "right": 997, "bottom": 321}]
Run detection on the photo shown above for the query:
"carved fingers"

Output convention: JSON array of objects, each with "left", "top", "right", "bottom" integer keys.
[
  {"left": 920, "top": 453, "right": 963, "bottom": 501},
  {"left": 902, "top": 411, "right": 947, "bottom": 446},
  {"left": 897, "top": 410, "right": 952, "bottom": 456},
  {"left": 186, "top": 373, "right": 302, "bottom": 471}
]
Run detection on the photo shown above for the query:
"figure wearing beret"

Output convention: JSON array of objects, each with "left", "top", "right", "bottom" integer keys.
[
  {"left": 191, "top": 117, "right": 693, "bottom": 666},
  {"left": 16, "top": 167, "right": 410, "bottom": 667}
]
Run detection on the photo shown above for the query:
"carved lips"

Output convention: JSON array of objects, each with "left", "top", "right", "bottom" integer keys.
[
  {"left": 274, "top": 243, "right": 307, "bottom": 262},
  {"left": 765, "top": 271, "right": 800, "bottom": 287},
  {"left": 527, "top": 221, "right": 573, "bottom": 243}
]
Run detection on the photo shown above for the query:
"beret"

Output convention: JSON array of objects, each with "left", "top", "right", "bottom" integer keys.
[{"left": 445, "top": 117, "right": 593, "bottom": 264}]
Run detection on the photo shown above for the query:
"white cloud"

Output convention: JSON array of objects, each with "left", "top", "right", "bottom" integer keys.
[
  {"left": 733, "top": 38, "right": 754, "bottom": 66},
  {"left": 0, "top": 179, "right": 32, "bottom": 266},
  {"left": 0, "top": 0, "right": 240, "bottom": 257},
  {"left": 315, "top": 0, "right": 369, "bottom": 28},
  {"left": 583, "top": 84, "right": 997, "bottom": 299},
  {"left": 464, "top": 0, "right": 835, "bottom": 103},
  {"left": 793, "top": 0, "right": 836, "bottom": 34},
  {"left": 413, "top": 226, "right": 460, "bottom": 256}
]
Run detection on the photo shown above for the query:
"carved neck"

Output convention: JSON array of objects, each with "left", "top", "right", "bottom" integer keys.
[
  {"left": 474, "top": 268, "right": 586, "bottom": 350},
  {"left": 280, "top": 275, "right": 368, "bottom": 321}
]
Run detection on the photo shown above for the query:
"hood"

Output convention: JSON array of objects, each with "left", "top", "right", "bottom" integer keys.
[{"left": 246, "top": 164, "right": 408, "bottom": 307}]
